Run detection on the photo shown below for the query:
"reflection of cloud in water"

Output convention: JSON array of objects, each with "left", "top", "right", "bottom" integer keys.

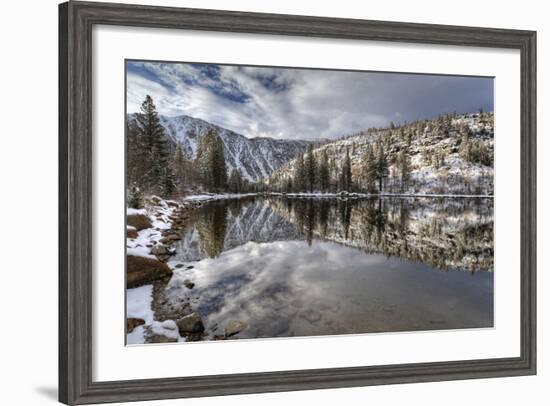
[{"left": 166, "top": 239, "right": 493, "bottom": 339}]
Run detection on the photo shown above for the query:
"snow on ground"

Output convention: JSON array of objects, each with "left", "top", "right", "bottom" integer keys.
[
  {"left": 182, "top": 193, "right": 258, "bottom": 202},
  {"left": 127, "top": 208, "right": 147, "bottom": 216},
  {"left": 126, "top": 196, "right": 190, "bottom": 345},
  {"left": 127, "top": 285, "right": 155, "bottom": 323},
  {"left": 126, "top": 246, "right": 156, "bottom": 259},
  {"left": 126, "top": 284, "right": 185, "bottom": 344}
]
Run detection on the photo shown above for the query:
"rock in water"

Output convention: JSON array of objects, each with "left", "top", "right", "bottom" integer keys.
[
  {"left": 177, "top": 313, "right": 205, "bottom": 334},
  {"left": 126, "top": 318, "right": 145, "bottom": 333},
  {"left": 127, "top": 213, "right": 152, "bottom": 231},
  {"left": 183, "top": 279, "right": 195, "bottom": 289},
  {"left": 126, "top": 254, "right": 173, "bottom": 288},
  {"left": 224, "top": 320, "right": 248, "bottom": 338}
]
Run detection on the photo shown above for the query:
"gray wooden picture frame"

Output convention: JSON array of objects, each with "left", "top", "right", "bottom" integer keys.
[{"left": 59, "top": 1, "right": 537, "bottom": 404}]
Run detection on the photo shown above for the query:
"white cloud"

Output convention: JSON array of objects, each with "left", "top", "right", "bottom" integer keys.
[{"left": 127, "top": 62, "right": 493, "bottom": 141}]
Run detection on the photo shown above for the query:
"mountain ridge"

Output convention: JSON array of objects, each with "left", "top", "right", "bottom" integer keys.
[{"left": 127, "top": 113, "right": 312, "bottom": 182}]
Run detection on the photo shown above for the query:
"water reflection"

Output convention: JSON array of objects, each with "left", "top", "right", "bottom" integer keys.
[
  {"left": 163, "top": 196, "right": 493, "bottom": 339},
  {"left": 174, "top": 196, "right": 494, "bottom": 273}
]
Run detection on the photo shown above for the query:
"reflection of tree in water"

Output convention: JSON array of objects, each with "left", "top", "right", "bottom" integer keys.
[
  {"left": 269, "top": 196, "right": 493, "bottom": 272},
  {"left": 338, "top": 200, "right": 352, "bottom": 240},
  {"left": 358, "top": 198, "right": 387, "bottom": 250},
  {"left": 195, "top": 202, "right": 228, "bottom": 258}
]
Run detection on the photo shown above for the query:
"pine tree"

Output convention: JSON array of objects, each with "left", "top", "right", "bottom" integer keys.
[
  {"left": 161, "top": 165, "right": 176, "bottom": 196},
  {"left": 397, "top": 148, "right": 411, "bottom": 192},
  {"left": 459, "top": 133, "right": 472, "bottom": 162},
  {"left": 363, "top": 144, "right": 377, "bottom": 193},
  {"left": 132, "top": 95, "right": 177, "bottom": 197},
  {"left": 174, "top": 143, "right": 187, "bottom": 192},
  {"left": 195, "top": 129, "right": 228, "bottom": 192},
  {"left": 375, "top": 143, "right": 389, "bottom": 192},
  {"left": 228, "top": 168, "right": 242, "bottom": 193},
  {"left": 285, "top": 177, "right": 293, "bottom": 193},
  {"left": 136, "top": 95, "right": 171, "bottom": 194},
  {"left": 196, "top": 131, "right": 213, "bottom": 190},
  {"left": 294, "top": 153, "right": 306, "bottom": 192},
  {"left": 304, "top": 144, "right": 317, "bottom": 192},
  {"left": 318, "top": 149, "right": 330, "bottom": 192},
  {"left": 340, "top": 148, "right": 352, "bottom": 192},
  {"left": 212, "top": 132, "right": 228, "bottom": 192}
]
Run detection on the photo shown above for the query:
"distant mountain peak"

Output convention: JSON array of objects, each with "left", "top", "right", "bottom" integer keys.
[{"left": 127, "top": 113, "right": 311, "bottom": 181}]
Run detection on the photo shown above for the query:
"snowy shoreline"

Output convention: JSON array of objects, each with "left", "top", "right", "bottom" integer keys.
[{"left": 179, "top": 191, "right": 493, "bottom": 202}]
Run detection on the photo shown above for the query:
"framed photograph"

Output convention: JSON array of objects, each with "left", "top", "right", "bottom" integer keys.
[{"left": 59, "top": 1, "right": 536, "bottom": 404}]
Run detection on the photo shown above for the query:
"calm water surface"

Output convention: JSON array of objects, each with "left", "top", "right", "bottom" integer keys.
[{"left": 160, "top": 196, "right": 493, "bottom": 339}]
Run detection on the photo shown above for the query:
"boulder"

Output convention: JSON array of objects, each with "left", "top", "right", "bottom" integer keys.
[
  {"left": 150, "top": 244, "right": 169, "bottom": 255},
  {"left": 183, "top": 279, "right": 195, "bottom": 289},
  {"left": 127, "top": 254, "right": 173, "bottom": 288},
  {"left": 224, "top": 320, "right": 248, "bottom": 338},
  {"left": 150, "top": 196, "right": 162, "bottom": 204},
  {"left": 126, "top": 318, "right": 145, "bottom": 333},
  {"left": 160, "top": 234, "right": 181, "bottom": 244},
  {"left": 127, "top": 213, "right": 152, "bottom": 231},
  {"left": 147, "top": 334, "right": 178, "bottom": 344},
  {"left": 126, "top": 226, "right": 138, "bottom": 239},
  {"left": 177, "top": 312, "right": 204, "bottom": 334}
]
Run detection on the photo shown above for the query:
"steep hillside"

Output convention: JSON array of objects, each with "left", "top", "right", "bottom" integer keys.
[
  {"left": 268, "top": 112, "right": 494, "bottom": 195},
  {"left": 128, "top": 114, "right": 310, "bottom": 182}
]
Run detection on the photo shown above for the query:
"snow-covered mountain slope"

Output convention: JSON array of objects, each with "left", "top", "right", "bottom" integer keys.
[
  {"left": 268, "top": 112, "right": 494, "bottom": 195},
  {"left": 128, "top": 114, "right": 311, "bottom": 182}
]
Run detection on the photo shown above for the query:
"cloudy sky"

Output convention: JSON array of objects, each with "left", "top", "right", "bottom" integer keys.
[{"left": 126, "top": 61, "right": 493, "bottom": 141}]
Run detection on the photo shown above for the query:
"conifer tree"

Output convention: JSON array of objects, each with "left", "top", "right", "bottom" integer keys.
[
  {"left": 318, "top": 149, "right": 330, "bottom": 192},
  {"left": 304, "top": 144, "right": 317, "bottom": 192},
  {"left": 397, "top": 148, "right": 411, "bottom": 192},
  {"left": 161, "top": 165, "right": 176, "bottom": 197},
  {"left": 174, "top": 143, "right": 187, "bottom": 192},
  {"left": 294, "top": 153, "right": 306, "bottom": 192},
  {"left": 212, "top": 132, "right": 228, "bottom": 191},
  {"left": 363, "top": 144, "right": 377, "bottom": 193},
  {"left": 340, "top": 148, "right": 352, "bottom": 192},
  {"left": 195, "top": 129, "right": 228, "bottom": 192},
  {"left": 135, "top": 95, "right": 173, "bottom": 196},
  {"left": 228, "top": 168, "right": 243, "bottom": 193},
  {"left": 375, "top": 143, "right": 389, "bottom": 192}
]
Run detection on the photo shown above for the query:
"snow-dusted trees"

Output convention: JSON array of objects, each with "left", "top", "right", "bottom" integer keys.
[
  {"left": 196, "top": 128, "right": 228, "bottom": 192},
  {"left": 318, "top": 149, "right": 330, "bottom": 191},
  {"left": 363, "top": 144, "right": 377, "bottom": 193},
  {"left": 397, "top": 148, "right": 411, "bottom": 192},
  {"left": 228, "top": 168, "right": 243, "bottom": 193},
  {"left": 293, "top": 153, "right": 306, "bottom": 192},
  {"left": 174, "top": 142, "right": 198, "bottom": 193},
  {"left": 460, "top": 132, "right": 491, "bottom": 166},
  {"left": 304, "top": 144, "right": 317, "bottom": 192},
  {"left": 128, "top": 95, "right": 175, "bottom": 197},
  {"left": 375, "top": 143, "right": 389, "bottom": 192},
  {"left": 339, "top": 148, "right": 352, "bottom": 192}
]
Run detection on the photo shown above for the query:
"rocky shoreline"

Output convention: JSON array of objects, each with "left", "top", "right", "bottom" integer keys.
[{"left": 126, "top": 195, "right": 248, "bottom": 344}]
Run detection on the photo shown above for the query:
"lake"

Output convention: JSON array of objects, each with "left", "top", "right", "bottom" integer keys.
[{"left": 137, "top": 196, "right": 494, "bottom": 341}]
